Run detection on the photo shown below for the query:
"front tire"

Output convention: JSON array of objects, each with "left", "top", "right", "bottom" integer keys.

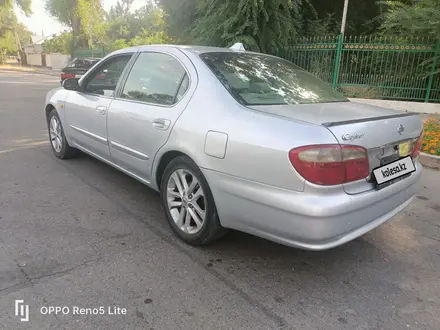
[
  {"left": 160, "top": 156, "right": 227, "bottom": 245},
  {"left": 47, "top": 109, "right": 78, "bottom": 159}
]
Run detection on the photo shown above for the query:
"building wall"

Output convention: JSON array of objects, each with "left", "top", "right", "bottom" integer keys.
[
  {"left": 45, "top": 54, "right": 52, "bottom": 68},
  {"left": 24, "top": 44, "right": 44, "bottom": 55},
  {"left": 47, "top": 54, "right": 70, "bottom": 70},
  {"left": 27, "top": 54, "right": 42, "bottom": 66},
  {"left": 34, "top": 44, "right": 43, "bottom": 54}
]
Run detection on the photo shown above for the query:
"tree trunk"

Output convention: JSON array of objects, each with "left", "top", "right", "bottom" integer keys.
[
  {"left": 71, "top": 0, "right": 81, "bottom": 38},
  {"left": 71, "top": 0, "right": 88, "bottom": 48}
]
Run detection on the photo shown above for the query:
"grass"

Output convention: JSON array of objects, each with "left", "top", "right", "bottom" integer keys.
[{"left": 422, "top": 115, "right": 440, "bottom": 156}]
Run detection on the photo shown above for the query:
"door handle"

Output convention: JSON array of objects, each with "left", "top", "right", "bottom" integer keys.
[
  {"left": 152, "top": 118, "right": 171, "bottom": 130},
  {"left": 96, "top": 105, "right": 107, "bottom": 115}
]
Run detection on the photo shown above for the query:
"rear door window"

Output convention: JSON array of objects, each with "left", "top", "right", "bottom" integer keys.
[{"left": 120, "top": 52, "right": 188, "bottom": 106}]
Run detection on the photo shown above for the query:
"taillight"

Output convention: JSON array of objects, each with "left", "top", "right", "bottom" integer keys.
[
  {"left": 289, "top": 144, "right": 369, "bottom": 185},
  {"left": 411, "top": 131, "right": 424, "bottom": 159},
  {"left": 61, "top": 73, "right": 75, "bottom": 80}
]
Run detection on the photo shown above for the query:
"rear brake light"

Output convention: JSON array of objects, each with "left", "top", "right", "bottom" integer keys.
[
  {"left": 411, "top": 131, "right": 424, "bottom": 159},
  {"left": 61, "top": 73, "right": 75, "bottom": 80},
  {"left": 289, "top": 144, "right": 369, "bottom": 185}
]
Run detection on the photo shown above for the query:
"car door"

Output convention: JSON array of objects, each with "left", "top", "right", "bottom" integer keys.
[
  {"left": 64, "top": 53, "right": 133, "bottom": 161},
  {"left": 107, "top": 48, "right": 197, "bottom": 183}
]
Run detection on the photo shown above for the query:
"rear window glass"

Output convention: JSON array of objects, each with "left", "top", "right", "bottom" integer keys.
[
  {"left": 200, "top": 52, "right": 348, "bottom": 106},
  {"left": 67, "top": 58, "right": 99, "bottom": 68}
]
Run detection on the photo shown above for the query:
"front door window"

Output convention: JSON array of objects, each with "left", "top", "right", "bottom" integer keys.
[{"left": 82, "top": 55, "right": 131, "bottom": 97}]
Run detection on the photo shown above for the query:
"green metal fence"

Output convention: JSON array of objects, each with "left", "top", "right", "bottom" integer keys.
[
  {"left": 72, "top": 48, "right": 106, "bottom": 59},
  {"left": 278, "top": 34, "right": 440, "bottom": 103}
]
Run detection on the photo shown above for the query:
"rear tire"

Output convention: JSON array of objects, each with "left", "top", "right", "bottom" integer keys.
[
  {"left": 47, "top": 109, "right": 78, "bottom": 159},
  {"left": 160, "top": 156, "right": 227, "bottom": 245}
]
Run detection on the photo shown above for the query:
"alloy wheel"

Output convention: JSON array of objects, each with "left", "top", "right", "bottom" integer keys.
[
  {"left": 49, "top": 116, "right": 63, "bottom": 153},
  {"left": 166, "top": 169, "right": 206, "bottom": 234}
]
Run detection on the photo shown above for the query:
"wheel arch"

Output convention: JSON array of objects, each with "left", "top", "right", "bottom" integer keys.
[
  {"left": 45, "top": 103, "right": 56, "bottom": 121},
  {"left": 154, "top": 150, "right": 199, "bottom": 190},
  {"left": 45, "top": 102, "right": 73, "bottom": 147}
]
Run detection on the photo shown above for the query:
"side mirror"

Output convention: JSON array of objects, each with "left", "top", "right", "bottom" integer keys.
[{"left": 62, "top": 78, "right": 80, "bottom": 91}]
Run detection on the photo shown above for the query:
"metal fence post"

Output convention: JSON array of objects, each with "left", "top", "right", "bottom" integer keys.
[
  {"left": 332, "top": 33, "right": 343, "bottom": 89},
  {"left": 425, "top": 39, "right": 440, "bottom": 103}
]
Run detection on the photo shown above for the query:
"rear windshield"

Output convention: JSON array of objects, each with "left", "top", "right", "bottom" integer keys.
[
  {"left": 200, "top": 52, "right": 348, "bottom": 106},
  {"left": 67, "top": 58, "right": 99, "bottom": 68}
]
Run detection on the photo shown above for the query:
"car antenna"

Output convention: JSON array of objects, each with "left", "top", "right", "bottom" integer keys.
[{"left": 230, "top": 43, "right": 246, "bottom": 51}]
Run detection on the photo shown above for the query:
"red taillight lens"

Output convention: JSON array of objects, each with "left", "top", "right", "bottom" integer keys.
[
  {"left": 288, "top": 144, "right": 369, "bottom": 185},
  {"left": 61, "top": 73, "right": 75, "bottom": 80},
  {"left": 411, "top": 131, "right": 424, "bottom": 159}
]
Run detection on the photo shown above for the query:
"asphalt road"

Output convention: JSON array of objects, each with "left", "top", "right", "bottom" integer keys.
[{"left": 0, "top": 70, "right": 439, "bottom": 330}]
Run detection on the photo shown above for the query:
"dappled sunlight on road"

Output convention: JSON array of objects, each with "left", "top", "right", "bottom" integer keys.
[{"left": 0, "top": 139, "right": 48, "bottom": 155}]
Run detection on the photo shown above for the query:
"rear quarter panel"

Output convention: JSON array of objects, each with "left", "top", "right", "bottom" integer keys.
[{"left": 155, "top": 53, "right": 340, "bottom": 192}]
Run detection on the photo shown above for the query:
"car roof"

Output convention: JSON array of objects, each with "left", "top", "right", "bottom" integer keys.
[
  {"left": 140, "top": 44, "right": 238, "bottom": 54},
  {"left": 175, "top": 45, "right": 239, "bottom": 54},
  {"left": 77, "top": 57, "right": 101, "bottom": 60},
  {"left": 112, "top": 44, "right": 260, "bottom": 56}
]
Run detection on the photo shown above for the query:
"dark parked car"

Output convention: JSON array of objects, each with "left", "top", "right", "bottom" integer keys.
[{"left": 60, "top": 57, "right": 101, "bottom": 84}]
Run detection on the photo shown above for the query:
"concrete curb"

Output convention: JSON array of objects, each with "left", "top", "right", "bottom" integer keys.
[
  {"left": 0, "top": 67, "right": 61, "bottom": 77},
  {"left": 0, "top": 68, "right": 37, "bottom": 74},
  {"left": 420, "top": 152, "right": 440, "bottom": 170},
  {"left": 34, "top": 70, "right": 61, "bottom": 77}
]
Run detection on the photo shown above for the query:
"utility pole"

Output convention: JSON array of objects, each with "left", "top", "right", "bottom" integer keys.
[
  {"left": 332, "top": 0, "right": 349, "bottom": 89},
  {"left": 89, "top": 0, "right": 93, "bottom": 49},
  {"left": 341, "top": 0, "right": 349, "bottom": 35},
  {"left": 14, "top": 29, "right": 22, "bottom": 64}
]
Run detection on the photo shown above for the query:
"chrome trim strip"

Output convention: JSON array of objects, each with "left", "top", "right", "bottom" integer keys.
[
  {"left": 110, "top": 141, "right": 149, "bottom": 160},
  {"left": 322, "top": 113, "right": 417, "bottom": 127},
  {"left": 70, "top": 125, "right": 108, "bottom": 145}
]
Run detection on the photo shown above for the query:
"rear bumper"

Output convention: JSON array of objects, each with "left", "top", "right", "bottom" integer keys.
[{"left": 203, "top": 163, "right": 422, "bottom": 250}]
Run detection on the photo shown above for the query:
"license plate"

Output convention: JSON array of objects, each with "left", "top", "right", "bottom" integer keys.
[
  {"left": 373, "top": 156, "right": 415, "bottom": 185},
  {"left": 75, "top": 74, "right": 83, "bottom": 79}
]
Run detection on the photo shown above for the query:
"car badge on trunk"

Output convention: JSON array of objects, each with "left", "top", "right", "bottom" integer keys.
[
  {"left": 397, "top": 124, "right": 405, "bottom": 134},
  {"left": 342, "top": 133, "right": 365, "bottom": 141}
]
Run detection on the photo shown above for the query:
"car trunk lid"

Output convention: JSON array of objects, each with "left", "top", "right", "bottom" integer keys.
[
  {"left": 249, "top": 101, "right": 423, "bottom": 194},
  {"left": 61, "top": 68, "right": 88, "bottom": 79},
  {"left": 324, "top": 113, "right": 422, "bottom": 193}
]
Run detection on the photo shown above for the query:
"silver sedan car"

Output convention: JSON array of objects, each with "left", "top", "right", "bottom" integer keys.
[{"left": 44, "top": 44, "right": 423, "bottom": 250}]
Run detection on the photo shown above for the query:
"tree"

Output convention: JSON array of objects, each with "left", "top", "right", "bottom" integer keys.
[
  {"left": 106, "top": 2, "right": 171, "bottom": 50},
  {"left": 44, "top": 0, "right": 82, "bottom": 46},
  {"left": 108, "top": 0, "right": 134, "bottom": 20},
  {"left": 157, "top": 0, "right": 197, "bottom": 43},
  {"left": 44, "top": 0, "right": 104, "bottom": 48},
  {"left": 0, "top": 0, "right": 32, "bottom": 16},
  {"left": 0, "top": 29, "right": 16, "bottom": 62},
  {"left": 190, "top": 0, "right": 300, "bottom": 54},
  {"left": 0, "top": 2, "right": 31, "bottom": 63},
  {"left": 43, "top": 31, "right": 72, "bottom": 54},
  {"left": 77, "top": 0, "right": 106, "bottom": 47},
  {"left": 378, "top": 0, "right": 440, "bottom": 38},
  {"left": 15, "top": 22, "right": 31, "bottom": 47},
  {"left": 304, "top": 0, "right": 383, "bottom": 35}
]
